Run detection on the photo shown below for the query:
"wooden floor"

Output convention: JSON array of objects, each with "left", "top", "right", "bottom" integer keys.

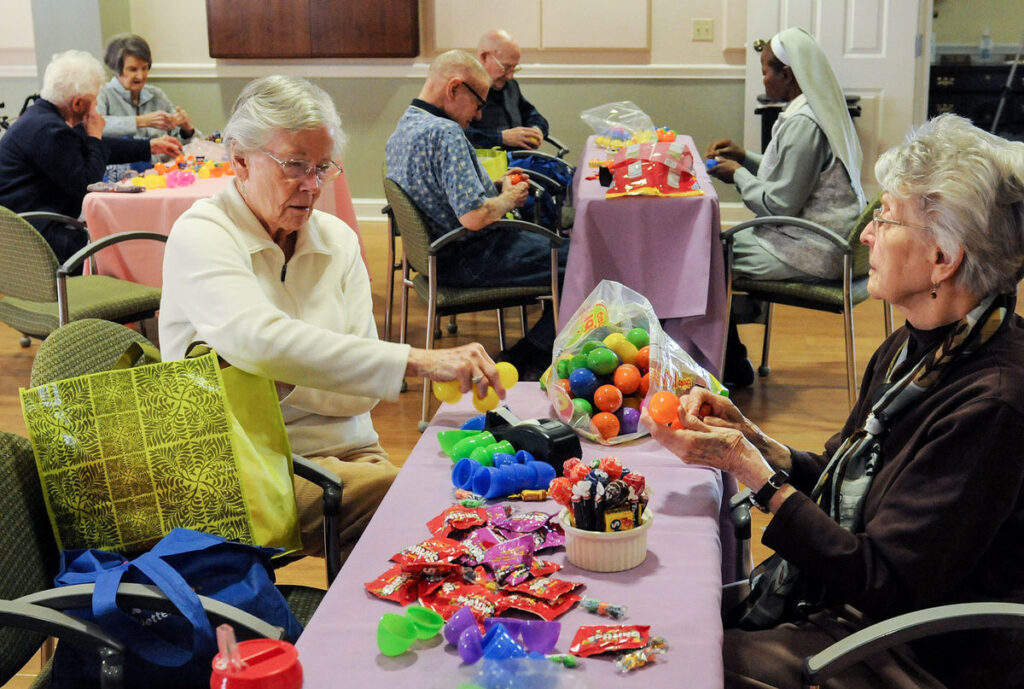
[{"left": 0, "top": 218, "right": 928, "bottom": 686}]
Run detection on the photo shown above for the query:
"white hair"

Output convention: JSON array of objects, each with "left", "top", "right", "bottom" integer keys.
[
  {"left": 875, "top": 114, "right": 1024, "bottom": 295},
  {"left": 39, "top": 50, "right": 105, "bottom": 108},
  {"left": 223, "top": 75, "right": 346, "bottom": 159}
]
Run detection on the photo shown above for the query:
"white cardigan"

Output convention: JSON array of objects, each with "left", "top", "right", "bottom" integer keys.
[{"left": 160, "top": 181, "right": 411, "bottom": 456}]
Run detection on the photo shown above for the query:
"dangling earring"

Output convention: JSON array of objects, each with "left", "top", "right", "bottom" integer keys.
[{"left": 930, "top": 283, "right": 938, "bottom": 299}]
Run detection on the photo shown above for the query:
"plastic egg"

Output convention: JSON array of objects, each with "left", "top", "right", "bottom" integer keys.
[
  {"left": 472, "top": 386, "right": 500, "bottom": 412},
  {"left": 639, "top": 372, "right": 650, "bottom": 397},
  {"left": 568, "top": 368, "right": 600, "bottom": 400},
  {"left": 571, "top": 398, "right": 594, "bottom": 418},
  {"left": 609, "top": 340, "right": 638, "bottom": 366},
  {"left": 635, "top": 346, "right": 651, "bottom": 372},
  {"left": 586, "top": 347, "right": 619, "bottom": 376},
  {"left": 613, "top": 364, "right": 641, "bottom": 394},
  {"left": 621, "top": 396, "right": 642, "bottom": 410},
  {"left": 496, "top": 361, "right": 519, "bottom": 389},
  {"left": 556, "top": 357, "right": 572, "bottom": 379},
  {"left": 570, "top": 354, "right": 589, "bottom": 372},
  {"left": 593, "top": 384, "right": 623, "bottom": 413},
  {"left": 591, "top": 412, "right": 620, "bottom": 440},
  {"left": 627, "top": 327, "right": 650, "bottom": 349},
  {"left": 602, "top": 332, "right": 627, "bottom": 349},
  {"left": 432, "top": 380, "right": 462, "bottom": 404},
  {"left": 617, "top": 406, "right": 641, "bottom": 434},
  {"left": 580, "top": 341, "right": 602, "bottom": 354},
  {"left": 648, "top": 390, "right": 681, "bottom": 426}
]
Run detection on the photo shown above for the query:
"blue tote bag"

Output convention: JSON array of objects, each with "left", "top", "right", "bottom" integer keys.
[{"left": 51, "top": 528, "right": 303, "bottom": 688}]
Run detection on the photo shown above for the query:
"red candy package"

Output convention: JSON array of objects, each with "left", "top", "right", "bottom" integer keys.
[
  {"left": 502, "top": 576, "right": 584, "bottom": 602},
  {"left": 498, "top": 592, "right": 581, "bottom": 621},
  {"left": 426, "top": 505, "right": 488, "bottom": 537},
  {"left": 569, "top": 625, "right": 651, "bottom": 657},
  {"left": 459, "top": 528, "right": 502, "bottom": 566},
  {"left": 364, "top": 564, "right": 419, "bottom": 605},
  {"left": 421, "top": 581, "right": 501, "bottom": 622},
  {"left": 530, "top": 559, "right": 562, "bottom": 578},
  {"left": 392, "top": 537, "right": 466, "bottom": 573}
]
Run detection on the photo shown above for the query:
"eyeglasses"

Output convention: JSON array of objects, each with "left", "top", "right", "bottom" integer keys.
[
  {"left": 460, "top": 82, "right": 487, "bottom": 112},
  {"left": 260, "top": 149, "right": 343, "bottom": 183},
  {"left": 490, "top": 54, "right": 521, "bottom": 75},
  {"left": 872, "top": 208, "right": 929, "bottom": 233}
]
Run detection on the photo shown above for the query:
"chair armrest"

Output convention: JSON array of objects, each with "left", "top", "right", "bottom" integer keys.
[
  {"left": 19, "top": 582, "right": 286, "bottom": 640},
  {"left": 430, "top": 219, "right": 565, "bottom": 254},
  {"left": 728, "top": 487, "right": 753, "bottom": 542},
  {"left": 0, "top": 598, "right": 125, "bottom": 663},
  {"left": 722, "top": 216, "right": 850, "bottom": 253},
  {"left": 508, "top": 149, "right": 577, "bottom": 178},
  {"left": 543, "top": 134, "right": 571, "bottom": 158},
  {"left": 58, "top": 231, "right": 169, "bottom": 278},
  {"left": 292, "top": 454, "right": 343, "bottom": 584},
  {"left": 18, "top": 211, "right": 89, "bottom": 234},
  {"left": 801, "top": 602, "right": 1024, "bottom": 686}
]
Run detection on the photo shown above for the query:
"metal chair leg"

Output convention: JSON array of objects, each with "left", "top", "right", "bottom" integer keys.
[
  {"left": 758, "top": 303, "right": 774, "bottom": 377},
  {"left": 520, "top": 305, "right": 528, "bottom": 338},
  {"left": 843, "top": 298, "right": 858, "bottom": 409},
  {"left": 420, "top": 259, "right": 439, "bottom": 432},
  {"left": 497, "top": 309, "right": 507, "bottom": 351},
  {"left": 447, "top": 315, "right": 458, "bottom": 334},
  {"left": 384, "top": 220, "right": 397, "bottom": 342}
]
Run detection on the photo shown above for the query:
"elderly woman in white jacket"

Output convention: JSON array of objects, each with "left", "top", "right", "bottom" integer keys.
[{"left": 160, "top": 75, "right": 503, "bottom": 562}]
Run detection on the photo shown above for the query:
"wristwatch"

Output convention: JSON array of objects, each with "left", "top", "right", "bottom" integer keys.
[{"left": 750, "top": 470, "right": 789, "bottom": 513}]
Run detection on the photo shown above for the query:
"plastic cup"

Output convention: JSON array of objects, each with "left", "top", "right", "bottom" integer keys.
[
  {"left": 405, "top": 604, "right": 444, "bottom": 640},
  {"left": 527, "top": 462, "right": 556, "bottom": 491},
  {"left": 209, "top": 638, "right": 303, "bottom": 689},
  {"left": 458, "top": 624, "right": 484, "bottom": 664},
  {"left": 452, "top": 458, "right": 483, "bottom": 491},
  {"left": 481, "top": 624, "right": 528, "bottom": 660},
  {"left": 519, "top": 620, "right": 560, "bottom": 654},
  {"left": 376, "top": 612, "right": 417, "bottom": 656},
  {"left": 443, "top": 605, "right": 478, "bottom": 646}
]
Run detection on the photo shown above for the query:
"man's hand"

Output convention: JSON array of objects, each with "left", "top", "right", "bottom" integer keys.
[
  {"left": 137, "top": 110, "right": 174, "bottom": 131},
  {"left": 706, "top": 158, "right": 740, "bottom": 183},
  {"left": 704, "top": 138, "right": 745, "bottom": 163},
  {"left": 83, "top": 99, "right": 106, "bottom": 139},
  {"left": 150, "top": 135, "right": 183, "bottom": 158},
  {"left": 502, "top": 126, "right": 544, "bottom": 150}
]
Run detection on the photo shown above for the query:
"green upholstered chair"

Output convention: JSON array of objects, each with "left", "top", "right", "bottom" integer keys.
[
  {"left": 28, "top": 319, "right": 344, "bottom": 625},
  {"left": 0, "top": 206, "right": 164, "bottom": 348},
  {"left": 721, "top": 196, "right": 893, "bottom": 408},
  {"left": 382, "top": 176, "right": 564, "bottom": 431}
]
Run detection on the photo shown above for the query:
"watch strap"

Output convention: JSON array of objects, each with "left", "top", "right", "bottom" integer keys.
[{"left": 751, "top": 470, "right": 789, "bottom": 512}]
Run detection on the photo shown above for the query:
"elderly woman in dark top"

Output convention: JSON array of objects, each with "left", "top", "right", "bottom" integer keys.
[{"left": 646, "top": 114, "right": 1024, "bottom": 688}]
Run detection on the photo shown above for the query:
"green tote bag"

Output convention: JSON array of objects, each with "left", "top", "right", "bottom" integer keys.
[{"left": 20, "top": 342, "right": 302, "bottom": 555}]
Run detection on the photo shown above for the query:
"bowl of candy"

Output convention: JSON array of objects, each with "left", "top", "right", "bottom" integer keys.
[
  {"left": 558, "top": 507, "right": 652, "bottom": 573},
  {"left": 550, "top": 456, "right": 652, "bottom": 572}
]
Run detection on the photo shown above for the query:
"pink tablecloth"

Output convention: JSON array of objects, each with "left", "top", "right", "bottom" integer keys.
[
  {"left": 296, "top": 384, "right": 727, "bottom": 689},
  {"left": 81, "top": 173, "right": 364, "bottom": 288},
  {"left": 560, "top": 136, "right": 727, "bottom": 376}
]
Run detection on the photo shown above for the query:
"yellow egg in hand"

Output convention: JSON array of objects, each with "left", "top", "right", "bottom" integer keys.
[
  {"left": 432, "top": 379, "right": 462, "bottom": 404},
  {"left": 495, "top": 361, "right": 519, "bottom": 389},
  {"left": 472, "top": 386, "right": 500, "bottom": 412}
]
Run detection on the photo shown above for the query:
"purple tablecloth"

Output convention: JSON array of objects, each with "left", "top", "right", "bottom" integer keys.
[
  {"left": 296, "top": 385, "right": 727, "bottom": 688},
  {"left": 560, "top": 136, "right": 727, "bottom": 376}
]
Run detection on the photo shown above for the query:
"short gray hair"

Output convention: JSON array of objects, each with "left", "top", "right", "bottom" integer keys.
[
  {"left": 40, "top": 50, "right": 104, "bottom": 108},
  {"left": 103, "top": 33, "right": 152, "bottom": 74},
  {"left": 223, "top": 75, "right": 346, "bottom": 159},
  {"left": 875, "top": 114, "right": 1024, "bottom": 295},
  {"left": 428, "top": 49, "right": 488, "bottom": 85}
]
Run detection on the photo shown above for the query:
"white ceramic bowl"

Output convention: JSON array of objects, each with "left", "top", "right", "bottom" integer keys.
[{"left": 558, "top": 507, "right": 653, "bottom": 572}]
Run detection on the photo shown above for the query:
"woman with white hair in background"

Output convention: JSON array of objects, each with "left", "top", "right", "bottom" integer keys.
[
  {"left": 705, "top": 27, "right": 866, "bottom": 388},
  {"left": 0, "top": 49, "right": 181, "bottom": 263},
  {"left": 649, "top": 114, "right": 1024, "bottom": 688},
  {"left": 160, "top": 75, "right": 504, "bottom": 562}
]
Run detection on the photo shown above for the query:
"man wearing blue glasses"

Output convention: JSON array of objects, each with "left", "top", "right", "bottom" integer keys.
[
  {"left": 466, "top": 29, "right": 549, "bottom": 151},
  {"left": 386, "top": 50, "right": 569, "bottom": 379}
]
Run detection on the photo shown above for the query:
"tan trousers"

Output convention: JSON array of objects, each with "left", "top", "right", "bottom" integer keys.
[
  {"left": 293, "top": 442, "right": 399, "bottom": 566},
  {"left": 723, "top": 607, "right": 947, "bottom": 689}
]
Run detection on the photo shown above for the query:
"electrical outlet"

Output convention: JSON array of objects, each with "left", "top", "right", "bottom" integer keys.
[{"left": 692, "top": 18, "right": 714, "bottom": 42}]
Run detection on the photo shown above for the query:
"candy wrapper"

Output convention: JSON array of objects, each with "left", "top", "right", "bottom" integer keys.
[
  {"left": 426, "top": 505, "right": 488, "bottom": 537},
  {"left": 498, "top": 592, "right": 581, "bottom": 621},
  {"left": 544, "top": 280, "right": 725, "bottom": 445},
  {"left": 616, "top": 636, "right": 667, "bottom": 672},
  {"left": 421, "top": 580, "right": 501, "bottom": 622},
  {"left": 364, "top": 564, "right": 419, "bottom": 605},
  {"left": 569, "top": 625, "right": 650, "bottom": 657},
  {"left": 503, "top": 576, "right": 584, "bottom": 602},
  {"left": 605, "top": 141, "right": 704, "bottom": 199}
]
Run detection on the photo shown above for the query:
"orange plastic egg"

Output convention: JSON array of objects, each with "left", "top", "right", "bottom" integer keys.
[
  {"left": 639, "top": 372, "right": 650, "bottom": 397},
  {"left": 591, "top": 411, "right": 621, "bottom": 440},
  {"left": 635, "top": 346, "right": 650, "bottom": 372},
  {"left": 613, "top": 364, "right": 641, "bottom": 394},
  {"left": 593, "top": 384, "right": 623, "bottom": 413},
  {"left": 648, "top": 390, "right": 681, "bottom": 426}
]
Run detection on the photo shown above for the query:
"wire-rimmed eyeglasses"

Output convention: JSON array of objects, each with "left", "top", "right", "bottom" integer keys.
[{"left": 260, "top": 149, "right": 343, "bottom": 183}]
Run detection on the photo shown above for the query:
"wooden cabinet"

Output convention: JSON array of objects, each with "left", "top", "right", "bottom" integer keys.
[
  {"left": 928, "top": 64, "right": 1024, "bottom": 132},
  {"left": 206, "top": 0, "right": 419, "bottom": 58}
]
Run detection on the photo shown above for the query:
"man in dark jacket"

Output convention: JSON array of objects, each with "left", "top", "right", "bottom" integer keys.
[{"left": 0, "top": 49, "right": 181, "bottom": 263}]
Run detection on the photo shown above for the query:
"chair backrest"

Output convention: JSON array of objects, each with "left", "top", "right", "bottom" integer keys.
[
  {"left": 849, "top": 194, "right": 883, "bottom": 279},
  {"left": 30, "top": 318, "right": 152, "bottom": 386},
  {"left": 0, "top": 206, "right": 59, "bottom": 302},
  {"left": 0, "top": 430, "right": 60, "bottom": 680},
  {"left": 382, "top": 176, "right": 438, "bottom": 277}
]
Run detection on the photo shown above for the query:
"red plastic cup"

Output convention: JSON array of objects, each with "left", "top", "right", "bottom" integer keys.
[{"left": 209, "top": 638, "right": 302, "bottom": 689}]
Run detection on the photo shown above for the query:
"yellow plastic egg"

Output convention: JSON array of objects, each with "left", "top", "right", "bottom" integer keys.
[
  {"left": 610, "top": 340, "right": 639, "bottom": 366},
  {"left": 495, "top": 361, "right": 519, "bottom": 389},
  {"left": 472, "top": 386, "right": 500, "bottom": 412},
  {"left": 431, "top": 379, "right": 462, "bottom": 404},
  {"left": 603, "top": 332, "right": 627, "bottom": 349}
]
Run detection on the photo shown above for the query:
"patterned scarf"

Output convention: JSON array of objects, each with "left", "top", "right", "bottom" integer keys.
[{"left": 735, "top": 292, "right": 1012, "bottom": 629}]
